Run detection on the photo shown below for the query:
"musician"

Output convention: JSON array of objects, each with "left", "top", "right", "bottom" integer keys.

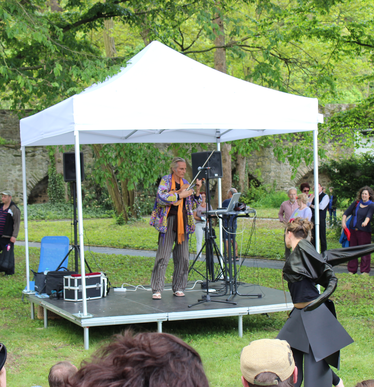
[{"left": 150, "top": 157, "right": 202, "bottom": 300}]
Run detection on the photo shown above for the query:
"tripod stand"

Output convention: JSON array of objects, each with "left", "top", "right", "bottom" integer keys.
[
  {"left": 188, "top": 171, "right": 236, "bottom": 308},
  {"left": 56, "top": 182, "right": 92, "bottom": 274},
  {"left": 220, "top": 212, "right": 262, "bottom": 301},
  {"left": 188, "top": 214, "right": 225, "bottom": 282}
]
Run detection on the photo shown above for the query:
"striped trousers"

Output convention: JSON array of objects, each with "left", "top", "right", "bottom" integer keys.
[{"left": 151, "top": 216, "right": 189, "bottom": 293}]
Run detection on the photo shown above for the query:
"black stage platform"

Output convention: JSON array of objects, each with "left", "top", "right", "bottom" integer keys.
[{"left": 24, "top": 281, "right": 292, "bottom": 349}]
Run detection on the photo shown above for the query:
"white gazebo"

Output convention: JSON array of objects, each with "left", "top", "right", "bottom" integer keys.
[{"left": 20, "top": 41, "right": 323, "bottom": 337}]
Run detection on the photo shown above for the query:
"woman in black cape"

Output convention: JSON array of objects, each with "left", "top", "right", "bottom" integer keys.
[{"left": 278, "top": 218, "right": 374, "bottom": 387}]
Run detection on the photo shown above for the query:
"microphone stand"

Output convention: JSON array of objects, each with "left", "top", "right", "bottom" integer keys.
[{"left": 188, "top": 167, "right": 236, "bottom": 308}]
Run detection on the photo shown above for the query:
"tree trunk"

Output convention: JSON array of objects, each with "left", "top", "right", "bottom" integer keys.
[
  {"left": 213, "top": 10, "right": 227, "bottom": 74},
  {"left": 213, "top": 8, "right": 231, "bottom": 201},
  {"left": 221, "top": 143, "right": 232, "bottom": 200},
  {"left": 101, "top": 14, "right": 130, "bottom": 221},
  {"left": 50, "top": 0, "right": 63, "bottom": 12},
  {"left": 92, "top": 144, "right": 128, "bottom": 222},
  {"left": 236, "top": 153, "right": 247, "bottom": 193},
  {"left": 119, "top": 153, "right": 136, "bottom": 218},
  {"left": 103, "top": 17, "right": 117, "bottom": 58},
  {"left": 140, "top": 27, "right": 152, "bottom": 46}
]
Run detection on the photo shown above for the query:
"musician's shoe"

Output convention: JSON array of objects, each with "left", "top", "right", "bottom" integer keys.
[
  {"left": 152, "top": 292, "right": 162, "bottom": 300},
  {"left": 174, "top": 291, "right": 185, "bottom": 297}
]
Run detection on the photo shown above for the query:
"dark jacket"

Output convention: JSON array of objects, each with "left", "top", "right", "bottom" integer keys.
[
  {"left": 311, "top": 191, "right": 328, "bottom": 220},
  {"left": 0, "top": 201, "right": 21, "bottom": 239}
]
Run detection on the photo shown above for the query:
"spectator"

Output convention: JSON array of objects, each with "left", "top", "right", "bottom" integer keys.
[
  {"left": 290, "top": 193, "right": 312, "bottom": 221},
  {"left": 355, "top": 381, "right": 374, "bottom": 387},
  {"left": 0, "top": 342, "right": 7, "bottom": 387},
  {"left": 193, "top": 192, "right": 212, "bottom": 258},
  {"left": 342, "top": 185, "right": 374, "bottom": 275},
  {"left": 328, "top": 187, "right": 337, "bottom": 227},
  {"left": 278, "top": 218, "right": 349, "bottom": 387},
  {"left": 49, "top": 361, "right": 77, "bottom": 387},
  {"left": 278, "top": 187, "right": 298, "bottom": 259},
  {"left": 299, "top": 183, "right": 310, "bottom": 197},
  {"left": 240, "top": 338, "right": 297, "bottom": 387},
  {"left": 308, "top": 183, "right": 329, "bottom": 252},
  {"left": 222, "top": 188, "right": 239, "bottom": 258},
  {"left": 0, "top": 190, "right": 21, "bottom": 275},
  {"left": 68, "top": 330, "right": 209, "bottom": 387}
]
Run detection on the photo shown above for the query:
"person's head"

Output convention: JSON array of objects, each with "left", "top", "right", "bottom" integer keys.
[
  {"left": 285, "top": 218, "right": 313, "bottom": 248},
  {"left": 240, "top": 339, "right": 297, "bottom": 387},
  {"left": 227, "top": 188, "right": 237, "bottom": 199},
  {"left": 355, "top": 381, "right": 374, "bottom": 387},
  {"left": 200, "top": 191, "right": 206, "bottom": 202},
  {"left": 299, "top": 183, "right": 310, "bottom": 195},
  {"left": 0, "top": 343, "right": 7, "bottom": 373},
  {"left": 318, "top": 183, "right": 323, "bottom": 193},
  {"left": 357, "top": 186, "right": 374, "bottom": 202},
  {"left": 1, "top": 190, "right": 12, "bottom": 206},
  {"left": 170, "top": 157, "right": 187, "bottom": 179},
  {"left": 49, "top": 361, "right": 77, "bottom": 387},
  {"left": 287, "top": 188, "right": 297, "bottom": 203},
  {"left": 297, "top": 193, "right": 308, "bottom": 207},
  {"left": 68, "top": 330, "right": 209, "bottom": 387},
  {"left": 329, "top": 187, "right": 334, "bottom": 193}
]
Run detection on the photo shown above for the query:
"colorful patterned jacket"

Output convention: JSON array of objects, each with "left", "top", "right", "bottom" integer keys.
[{"left": 150, "top": 174, "right": 201, "bottom": 235}]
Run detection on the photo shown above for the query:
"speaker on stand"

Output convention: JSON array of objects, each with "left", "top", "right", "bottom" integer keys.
[
  {"left": 191, "top": 151, "right": 223, "bottom": 180},
  {"left": 63, "top": 152, "right": 85, "bottom": 182},
  {"left": 62, "top": 152, "right": 91, "bottom": 274}
]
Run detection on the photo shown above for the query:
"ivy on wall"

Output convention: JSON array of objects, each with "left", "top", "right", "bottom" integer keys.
[{"left": 47, "top": 147, "right": 65, "bottom": 204}]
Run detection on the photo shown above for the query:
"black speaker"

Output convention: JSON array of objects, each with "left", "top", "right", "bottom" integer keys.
[
  {"left": 63, "top": 152, "right": 85, "bottom": 182},
  {"left": 191, "top": 151, "right": 223, "bottom": 180}
]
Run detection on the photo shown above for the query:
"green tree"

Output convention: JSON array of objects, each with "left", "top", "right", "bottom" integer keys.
[
  {"left": 2, "top": 0, "right": 374, "bottom": 206},
  {"left": 322, "top": 153, "right": 374, "bottom": 202},
  {"left": 92, "top": 143, "right": 168, "bottom": 222}
]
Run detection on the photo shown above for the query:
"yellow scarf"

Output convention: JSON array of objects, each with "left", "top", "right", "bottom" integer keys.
[{"left": 171, "top": 174, "right": 185, "bottom": 244}]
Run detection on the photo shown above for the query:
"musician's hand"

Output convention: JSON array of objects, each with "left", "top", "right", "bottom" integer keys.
[
  {"left": 195, "top": 179, "right": 202, "bottom": 194},
  {"left": 179, "top": 189, "right": 194, "bottom": 199}
]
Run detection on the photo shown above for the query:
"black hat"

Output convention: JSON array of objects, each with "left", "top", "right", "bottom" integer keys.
[{"left": 0, "top": 343, "right": 7, "bottom": 370}]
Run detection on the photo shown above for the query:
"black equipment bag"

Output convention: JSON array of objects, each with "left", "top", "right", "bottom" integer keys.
[
  {"left": 0, "top": 242, "right": 14, "bottom": 272},
  {"left": 46, "top": 269, "right": 76, "bottom": 294},
  {"left": 33, "top": 268, "right": 76, "bottom": 295}
]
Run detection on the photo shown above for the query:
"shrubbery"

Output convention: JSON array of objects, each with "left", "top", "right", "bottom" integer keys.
[{"left": 241, "top": 183, "right": 289, "bottom": 208}]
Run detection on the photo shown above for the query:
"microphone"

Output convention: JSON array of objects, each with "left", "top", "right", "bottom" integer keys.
[{"left": 198, "top": 166, "right": 211, "bottom": 171}]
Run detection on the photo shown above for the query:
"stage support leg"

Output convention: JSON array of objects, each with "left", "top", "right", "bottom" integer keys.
[
  {"left": 84, "top": 328, "right": 89, "bottom": 350},
  {"left": 30, "top": 303, "right": 34, "bottom": 320},
  {"left": 238, "top": 315, "right": 243, "bottom": 338},
  {"left": 157, "top": 321, "right": 162, "bottom": 333},
  {"left": 44, "top": 307, "right": 48, "bottom": 328}
]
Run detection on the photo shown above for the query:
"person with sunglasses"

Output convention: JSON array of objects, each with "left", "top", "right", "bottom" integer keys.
[{"left": 300, "top": 183, "right": 311, "bottom": 197}]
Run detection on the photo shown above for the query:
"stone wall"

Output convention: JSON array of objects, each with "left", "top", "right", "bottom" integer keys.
[
  {"left": 0, "top": 110, "right": 93, "bottom": 204},
  {"left": 0, "top": 110, "right": 50, "bottom": 203}
]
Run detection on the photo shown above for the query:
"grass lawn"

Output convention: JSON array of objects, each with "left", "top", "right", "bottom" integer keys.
[
  {"left": 1, "top": 246, "right": 374, "bottom": 387},
  {"left": 2, "top": 209, "right": 367, "bottom": 386},
  {"left": 17, "top": 215, "right": 342, "bottom": 259}
]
